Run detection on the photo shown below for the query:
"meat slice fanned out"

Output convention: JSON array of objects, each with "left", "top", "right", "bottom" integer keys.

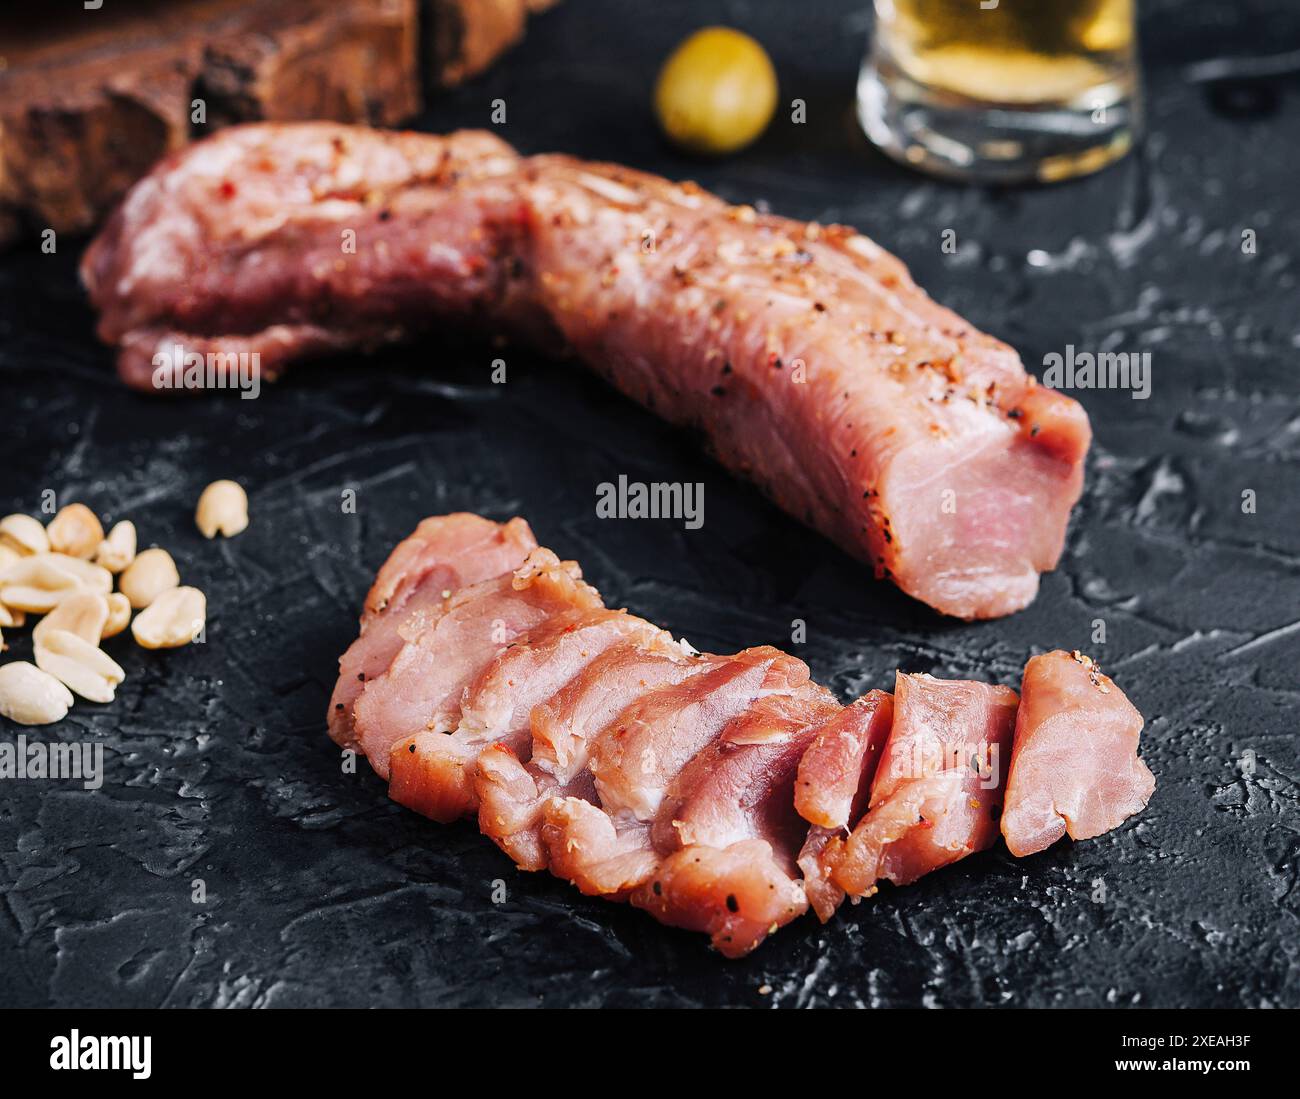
[
  {"left": 1001, "top": 650, "right": 1155, "bottom": 857},
  {"left": 333, "top": 515, "right": 1154, "bottom": 957},
  {"left": 478, "top": 631, "right": 705, "bottom": 869},
  {"left": 794, "top": 690, "right": 894, "bottom": 921},
  {"left": 457, "top": 607, "right": 660, "bottom": 749},
  {"left": 631, "top": 841, "right": 808, "bottom": 959},
  {"left": 529, "top": 632, "right": 704, "bottom": 784},
  {"left": 379, "top": 548, "right": 600, "bottom": 816},
  {"left": 654, "top": 684, "right": 840, "bottom": 861},
  {"left": 795, "top": 689, "right": 894, "bottom": 830},
  {"left": 588, "top": 646, "right": 810, "bottom": 821},
  {"left": 328, "top": 514, "right": 537, "bottom": 751},
  {"left": 82, "top": 122, "right": 1091, "bottom": 620},
  {"left": 822, "top": 673, "right": 1018, "bottom": 901}
]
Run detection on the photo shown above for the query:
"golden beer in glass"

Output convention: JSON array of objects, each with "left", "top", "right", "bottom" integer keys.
[{"left": 859, "top": 0, "right": 1141, "bottom": 183}]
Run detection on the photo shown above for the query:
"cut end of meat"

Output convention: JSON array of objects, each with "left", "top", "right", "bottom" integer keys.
[
  {"left": 883, "top": 387, "right": 1091, "bottom": 620},
  {"left": 1001, "top": 649, "right": 1155, "bottom": 857}
]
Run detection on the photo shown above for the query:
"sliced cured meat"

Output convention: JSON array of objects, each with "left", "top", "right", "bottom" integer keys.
[
  {"left": 362, "top": 515, "right": 536, "bottom": 627},
  {"left": 797, "top": 828, "right": 848, "bottom": 925},
  {"left": 398, "top": 608, "right": 659, "bottom": 825},
  {"left": 356, "top": 547, "right": 600, "bottom": 782},
  {"left": 477, "top": 631, "right": 706, "bottom": 868},
  {"left": 1001, "top": 650, "right": 1155, "bottom": 857},
  {"left": 334, "top": 514, "right": 1152, "bottom": 957},
  {"left": 588, "top": 646, "right": 810, "bottom": 821},
  {"left": 633, "top": 686, "right": 842, "bottom": 954},
  {"left": 327, "top": 514, "right": 537, "bottom": 749},
  {"left": 795, "top": 690, "right": 894, "bottom": 830},
  {"left": 653, "top": 684, "right": 840, "bottom": 861},
  {"left": 458, "top": 608, "right": 660, "bottom": 748},
  {"left": 538, "top": 649, "right": 810, "bottom": 903},
  {"left": 475, "top": 746, "right": 596, "bottom": 872},
  {"left": 83, "top": 123, "right": 1092, "bottom": 620},
  {"left": 825, "top": 673, "right": 1017, "bottom": 899},
  {"left": 529, "top": 633, "right": 704, "bottom": 784},
  {"left": 540, "top": 797, "right": 659, "bottom": 898},
  {"left": 794, "top": 691, "right": 894, "bottom": 920}
]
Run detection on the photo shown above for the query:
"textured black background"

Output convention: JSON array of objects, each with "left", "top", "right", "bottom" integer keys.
[{"left": 1, "top": 0, "right": 1298, "bottom": 1008}]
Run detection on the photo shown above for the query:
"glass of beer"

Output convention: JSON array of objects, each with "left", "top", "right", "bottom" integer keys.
[{"left": 858, "top": 0, "right": 1141, "bottom": 183}]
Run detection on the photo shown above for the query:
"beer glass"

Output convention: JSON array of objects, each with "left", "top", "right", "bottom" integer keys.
[{"left": 858, "top": 0, "right": 1141, "bottom": 183}]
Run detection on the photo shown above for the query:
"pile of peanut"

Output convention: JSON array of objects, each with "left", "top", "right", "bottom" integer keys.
[{"left": 0, "top": 480, "right": 248, "bottom": 726}]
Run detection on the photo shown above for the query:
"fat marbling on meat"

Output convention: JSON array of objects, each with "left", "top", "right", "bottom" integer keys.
[{"left": 82, "top": 122, "right": 1091, "bottom": 620}]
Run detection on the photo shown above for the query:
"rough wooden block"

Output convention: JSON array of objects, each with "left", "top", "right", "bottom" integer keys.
[
  {"left": 426, "top": 0, "right": 558, "bottom": 87},
  {"left": 0, "top": 0, "right": 420, "bottom": 247}
]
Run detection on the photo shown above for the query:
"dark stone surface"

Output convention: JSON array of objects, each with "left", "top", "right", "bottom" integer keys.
[{"left": 1, "top": 0, "right": 1297, "bottom": 1008}]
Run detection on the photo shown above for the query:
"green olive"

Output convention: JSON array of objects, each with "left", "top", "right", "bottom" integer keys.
[{"left": 654, "top": 27, "right": 778, "bottom": 156}]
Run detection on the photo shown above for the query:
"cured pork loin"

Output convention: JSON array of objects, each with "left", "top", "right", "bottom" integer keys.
[
  {"left": 82, "top": 123, "right": 1091, "bottom": 619},
  {"left": 330, "top": 514, "right": 1154, "bottom": 957}
]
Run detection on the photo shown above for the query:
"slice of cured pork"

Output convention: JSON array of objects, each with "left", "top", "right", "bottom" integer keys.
[
  {"left": 794, "top": 690, "right": 894, "bottom": 921},
  {"left": 82, "top": 122, "right": 1091, "bottom": 620},
  {"left": 328, "top": 513, "right": 537, "bottom": 751},
  {"left": 1000, "top": 650, "right": 1155, "bottom": 857},
  {"left": 816, "top": 673, "right": 1018, "bottom": 904}
]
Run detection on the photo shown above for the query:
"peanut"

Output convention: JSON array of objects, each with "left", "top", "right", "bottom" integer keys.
[
  {"left": 47, "top": 553, "right": 113, "bottom": 593},
  {"left": 0, "top": 544, "right": 24, "bottom": 627},
  {"left": 132, "top": 586, "right": 206, "bottom": 649},
  {"left": 119, "top": 547, "right": 180, "bottom": 609},
  {"left": 33, "top": 591, "right": 109, "bottom": 647},
  {"left": 196, "top": 480, "right": 249, "bottom": 539},
  {"left": 1, "top": 557, "right": 83, "bottom": 613},
  {"left": 94, "top": 520, "right": 137, "bottom": 573},
  {"left": 34, "top": 629, "right": 125, "bottom": 704},
  {"left": 0, "top": 555, "right": 112, "bottom": 613},
  {"left": 0, "top": 661, "right": 73, "bottom": 725},
  {"left": 0, "top": 513, "right": 49, "bottom": 556},
  {"left": 47, "top": 503, "right": 104, "bottom": 559},
  {"left": 102, "top": 593, "right": 132, "bottom": 639}
]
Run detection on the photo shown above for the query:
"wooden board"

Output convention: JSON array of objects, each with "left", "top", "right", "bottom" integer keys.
[
  {"left": 427, "top": 0, "right": 559, "bottom": 87},
  {"left": 0, "top": 0, "right": 421, "bottom": 247}
]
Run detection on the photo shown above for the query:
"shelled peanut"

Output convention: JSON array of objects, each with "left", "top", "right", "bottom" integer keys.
[{"left": 0, "top": 484, "right": 243, "bottom": 726}]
